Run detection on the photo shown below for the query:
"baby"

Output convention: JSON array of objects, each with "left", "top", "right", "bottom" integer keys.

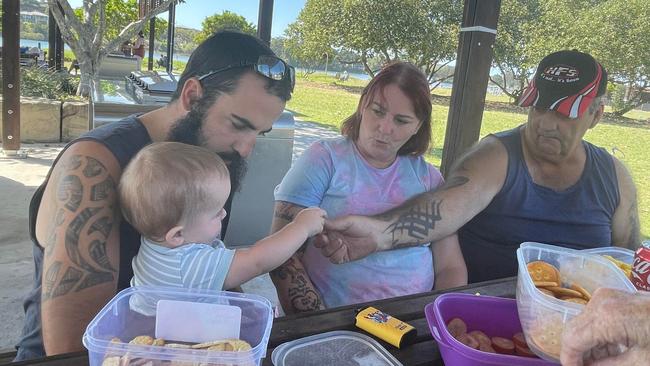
[{"left": 119, "top": 142, "right": 325, "bottom": 314}]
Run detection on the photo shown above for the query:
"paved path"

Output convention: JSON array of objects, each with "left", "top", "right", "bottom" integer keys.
[{"left": 0, "top": 120, "right": 341, "bottom": 352}]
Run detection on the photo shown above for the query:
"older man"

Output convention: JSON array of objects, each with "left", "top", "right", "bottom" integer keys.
[
  {"left": 318, "top": 50, "right": 639, "bottom": 283},
  {"left": 15, "top": 31, "right": 295, "bottom": 360}
]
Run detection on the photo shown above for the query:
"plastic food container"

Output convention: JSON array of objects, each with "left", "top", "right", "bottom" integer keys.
[
  {"left": 425, "top": 293, "right": 556, "bottom": 366},
  {"left": 516, "top": 242, "right": 636, "bottom": 363},
  {"left": 83, "top": 286, "right": 273, "bottom": 366},
  {"left": 583, "top": 246, "right": 635, "bottom": 264},
  {"left": 271, "top": 330, "right": 402, "bottom": 366}
]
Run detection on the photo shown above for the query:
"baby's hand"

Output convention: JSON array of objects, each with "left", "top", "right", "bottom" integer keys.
[{"left": 294, "top": 207, "right": 327, "bottom": 237}]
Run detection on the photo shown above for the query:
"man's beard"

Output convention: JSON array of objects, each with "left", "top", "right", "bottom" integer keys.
[{"left": 167, "top": 105, "right": 248, "bottom": 192}]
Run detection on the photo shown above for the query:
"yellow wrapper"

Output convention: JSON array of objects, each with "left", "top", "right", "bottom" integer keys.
[{"left": 355, "top": 306, "right": 416, "bottom": 348}]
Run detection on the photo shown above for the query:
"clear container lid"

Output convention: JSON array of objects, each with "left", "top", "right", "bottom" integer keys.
[{"left": 271, "top": 330, "right": 402, "bottom": 366}]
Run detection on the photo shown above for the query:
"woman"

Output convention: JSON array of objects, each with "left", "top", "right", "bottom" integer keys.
[{"left": 270, "top": 62, "right": 467, "bottom": 314}]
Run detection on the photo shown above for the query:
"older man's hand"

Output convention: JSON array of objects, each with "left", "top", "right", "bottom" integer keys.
[
  {"left": 314, "top": 215, "right": 388, "bottom": 264},
  {"left": 560, "top": 288, "right": 650, "bottom": 366}
]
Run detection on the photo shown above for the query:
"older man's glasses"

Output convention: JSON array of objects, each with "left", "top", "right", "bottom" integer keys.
[{"left": 196, "top": 55, "right": 295, "bottom": 92}]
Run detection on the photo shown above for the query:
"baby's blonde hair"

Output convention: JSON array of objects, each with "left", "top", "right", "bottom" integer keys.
[{"left": 119, "top": 142, "right": 230, "bottom": 241}]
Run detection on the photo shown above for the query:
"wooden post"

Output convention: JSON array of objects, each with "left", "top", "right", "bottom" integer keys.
[
  {"left": 257, "top": 0, "right": 274, "bottom": 45},
  {"left": 148, "top": 17, "right": 156, "bottom": 70},
  {"left": 440, "top": 0, "right": 501, "bottom": 176},
  {"left": 166, "top": 1, "right": 176, "bottom": 73},
  {"left": 2, "top": 0, "right": 21, "bottom": 152}
]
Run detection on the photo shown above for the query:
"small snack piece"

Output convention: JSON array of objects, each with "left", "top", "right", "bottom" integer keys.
[
  {"left": 533, "top": 281, "right": 559, "bottom": 288},
  {"left": 165, "top": 343, "right": 192, "bottom": 349},
  {"left": 468, "top": 330, "right": 491, "bottom": 347},
  {"left": 512, "top": 332, "right": 527, "bottom": 349},
  {"left": 527, "top": 261, "right": 560, "bottom": 283},
  {"left": 491, "top": 336, "right": 515, "bottom": 355},
  {"left": 570, "top": 283, "right": 592, "bottom": 301},
  {"left": 515, "top": 343, "right": 537, "bottom": 358},
  {"left": 456, "top": 333, "right": 479, "bottom": 349},
  {"left": 446, "top": 318, "right": 467, "bottom": 338},
  {"left": 538, "top": 288, "right": 556, "bottom": 297},
  {"left": 152, "top": 338, "right": 165, "bottom": 347},
  {"left": 602, "top": 255, "right": 632, "bottom": 278},
  {"left": 207, "top": 342, "right": 234, "bottom": 352},
  {"left": 545, "top": 286, "right": 583, "bottom": 299},
  {"left": 129, "top": 335, "right": 154, "bottom": 345}
]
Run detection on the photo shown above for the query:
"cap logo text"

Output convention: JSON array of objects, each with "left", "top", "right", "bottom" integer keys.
[{"left": 541, "top": 65, "right": 579, "bottom": 83}]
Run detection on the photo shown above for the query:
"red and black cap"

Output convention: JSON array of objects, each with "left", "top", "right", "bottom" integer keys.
[{"left": 518, "top": 50, "right": 608, "bottom": 119}]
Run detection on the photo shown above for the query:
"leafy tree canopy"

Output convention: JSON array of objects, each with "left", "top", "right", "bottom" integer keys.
[{"left": 194, "top": 10, "right": 256, "bottom": 44}]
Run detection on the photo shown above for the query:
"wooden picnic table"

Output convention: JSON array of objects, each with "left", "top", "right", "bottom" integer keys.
[{"left": 1, "top": 277, "right": 517, "bottom": 366}]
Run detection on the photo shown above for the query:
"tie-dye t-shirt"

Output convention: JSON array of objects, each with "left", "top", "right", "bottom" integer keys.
[{"left": 274, "top": 137, "right": 444, "bottom": 307}]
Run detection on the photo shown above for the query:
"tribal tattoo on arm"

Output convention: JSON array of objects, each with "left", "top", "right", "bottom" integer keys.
[
  {"left": 42, "top": 155, "right": 118, "bottom": 302},
  {"left": 381, "top": 167, "right": 471, "bottom": 248},
  {"left": 272, "top": 257, "right": 323, "bottom": 312}
]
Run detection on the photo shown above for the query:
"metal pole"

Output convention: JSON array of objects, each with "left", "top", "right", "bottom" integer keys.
[
  {"left": 166, "top": 2, "right": 176, "bottom": 73},
  {"left": 2, "top": 0, "right": 21, "bottom": 152},
  {"left": 440, "top": 0, "right": 501, "bottom": 176},
  {"left": 257, "top": 0, "right": 274, "bottom": 45},
  {"left": 148, "top": 17, "right": 156, "bottom": 70}
]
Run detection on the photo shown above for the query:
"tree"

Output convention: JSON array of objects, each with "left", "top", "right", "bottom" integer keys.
[
  {"left": 194, "top": 10, "right": 256, "bottom": 45},
  {"left": 285, "top": 0, "right": 461, "bottom": 84},
  {"left": 577, "top": 0, "right": 650, "bottom": 115},
  {"left": 49, "top": 0, "right": 177, "bottom": 96},
  {"left": 490, "top": 0, "right": 541, "bottom": 102}
]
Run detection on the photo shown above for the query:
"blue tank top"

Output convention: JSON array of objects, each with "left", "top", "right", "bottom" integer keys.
[
  {"left": 459, "top": 127, "right": 619, "bottom": 283},
  {"left": 15, "top": 115, "right": 152, "bottom": 360}
]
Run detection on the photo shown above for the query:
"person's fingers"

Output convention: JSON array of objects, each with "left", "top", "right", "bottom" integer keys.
[
  {"left": 329, "top": 241, "right": 349, "bottom": 264},
  {"left": 320, "top": 237, "right": 344, "bottom": 258},
  {"left": 323, "top": 216, "right": 352, "bottom": 232},
  {"left": 312, "top": 231, "right": 329, "bottom": 248},
  {"left": 561, "top": 314, "right": 599, "bottom": 365},
  {"left": 313, "top": 232, "right": 329, "bottom": 249}
]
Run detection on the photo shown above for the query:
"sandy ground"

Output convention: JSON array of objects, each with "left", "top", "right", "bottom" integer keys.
[{"left": 0, "top": 121, "right": 340, "bottom": 353}]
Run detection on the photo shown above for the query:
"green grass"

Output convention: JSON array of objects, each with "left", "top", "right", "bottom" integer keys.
[{"left": 287, "top": 73, "right": 650, "bottom": 239}]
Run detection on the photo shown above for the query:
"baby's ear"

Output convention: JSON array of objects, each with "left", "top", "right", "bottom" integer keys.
[{"left": 165, "top": 225, "right": 185, "bottom": 247}]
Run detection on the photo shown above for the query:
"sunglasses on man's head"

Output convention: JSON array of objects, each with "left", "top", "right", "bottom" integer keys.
[{"left": 196, "top": 55, "right": 295, "bottom": 92}]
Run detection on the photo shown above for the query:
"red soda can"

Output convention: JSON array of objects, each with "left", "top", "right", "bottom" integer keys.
[{"left": 631, "top": 240, "right": 650, "bottom": 291}]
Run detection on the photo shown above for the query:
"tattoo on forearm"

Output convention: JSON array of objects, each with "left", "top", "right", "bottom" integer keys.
[
  {"left": 274, "top": 202, "right": 298, "bottom": 222},
  {"left": 386, "top": 200, "right": 443, "bottom": 247},
  {"left": 42, "top": 155, "right": 117, "bottom": 302},
  {"left": 272, "top": 258, "right": 322, "bottom": 312},
  {"left": 627, "top": 200, "right": 640, "bottom": 249}
]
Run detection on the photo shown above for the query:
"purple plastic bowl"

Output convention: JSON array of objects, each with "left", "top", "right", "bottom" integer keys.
[{"left": 425, "top": 293, "right": 558, "bottom": 366}]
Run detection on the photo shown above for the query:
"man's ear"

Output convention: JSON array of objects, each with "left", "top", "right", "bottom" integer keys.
[
  {"left": 164, "top": 225, "right": 185, "bottom": 247},
  {"left": 589, "top": 102, "right": 605, "bottom": 129},
  {"left": 179, "top": 78, "right": 203, "bottom": 112}
]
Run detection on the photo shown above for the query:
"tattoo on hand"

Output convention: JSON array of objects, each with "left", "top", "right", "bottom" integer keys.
[{"left": 42, "top": 155, "right": 117, "bottom": 302}]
